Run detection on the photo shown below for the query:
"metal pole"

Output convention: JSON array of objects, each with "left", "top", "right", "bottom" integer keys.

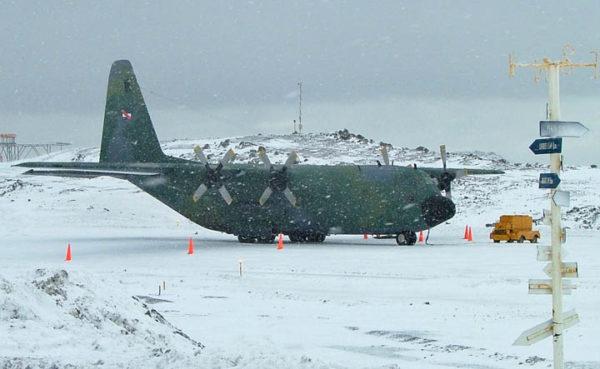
[
  {"left": 298, "top": 81, "right": 302, "bottom": 134},
  {"left": 547, "top": 64, "right": 564, "bottom": 369}
]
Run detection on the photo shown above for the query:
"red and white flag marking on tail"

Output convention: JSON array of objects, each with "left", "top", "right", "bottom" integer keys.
[{"left": 121, "top": 109, "right": 132, "bottom": 120}]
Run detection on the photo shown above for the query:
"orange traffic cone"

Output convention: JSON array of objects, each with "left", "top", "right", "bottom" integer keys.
[
  {"left": 188, "top": 237, "right": 194, "bottom": 254},
  {"left": 65, "top": 243, "right": 72, "bottom": 261},
  {"left": 467, "top": 226, "right": 473, "bottom": 242},
  {"left": 277, "top": 233, "right": 284, "bottom": 250},
  {"left": 463, "top": 225, "right": 469, "bottom": 239},
  {"left": 418, "top": 231, "right": 424, "bottom": 242},
  {"left": 363, "top": 234, "right": 368, "bottom": 239}
]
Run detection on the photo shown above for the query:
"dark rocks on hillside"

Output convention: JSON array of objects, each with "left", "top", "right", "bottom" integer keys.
[
  {"left": 237, "top": 141, "right": 254, "bottom": 149},
  {"left": 380, "top": 142, "right": 393, "bottom": 150},
  {"left": 332, "top": 129, "right": 370, "bottom": 144}
]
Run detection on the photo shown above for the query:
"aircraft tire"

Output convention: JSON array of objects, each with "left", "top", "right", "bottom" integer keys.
[
  {"left": 289, "top": 232, "right": 326, "bottom": 243},
  {"left": 288, "top": 233, "right": 303, "bottom": 243},
  {"left": 306, "top": 232, "right": 326, "bottom": 243},
  {"left": 257, "top": 234, "right": 276, "bottom": 243},
  {"left": 396, "top": 231, "right": 417, "bottom": 246},
  {"left": 238, "top": 235, "right": 256, "bottom": 243}
]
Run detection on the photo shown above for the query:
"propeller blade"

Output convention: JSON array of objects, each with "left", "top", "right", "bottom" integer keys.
[
  {"left": 220, "top": 149, "right": 236, "bottom": 165},
  {"left": 193, "top": 146, "right": 208, "bottom": 164},
  {"left": 218, "top": 185, "right": 233, "bottom": 205},
  {"left": 445, "top": 187, "right": 452, "bottom": 200},
  {"left": 381, "top": 146, "right": 390, "bottom": 166},
  {"left": 283, "top": 187, "right": 297, "bottom": 206},
  {"left": 284, "top": 151, "right": 298, "bottom": 168},
  {"left": 440, "top": 145, "right": 447, "bottom": 170},
  {"left": 258, "top": 186, "right": 273, "bottom": 206},
  {"left": 192, "top": 183, "right": 208, "bottom": 202},
  {"left": 258, "top": 147, "right": 272, "bottom": 167}
]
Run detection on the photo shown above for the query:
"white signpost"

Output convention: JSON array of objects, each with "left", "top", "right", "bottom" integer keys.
[
  {"left": 509, "top": 45, "right": 596, "bottom": 369},
  {"left": 514, "top": 310, "right": 580, "bottom": 346}
]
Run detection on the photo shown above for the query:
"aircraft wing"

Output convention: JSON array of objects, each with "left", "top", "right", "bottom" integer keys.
[
  {"left": 14, "top": 162, "right": 166, "bottom": 179},
  {"left": 419, "top": 167, "right": 504, "bottom": 179}
]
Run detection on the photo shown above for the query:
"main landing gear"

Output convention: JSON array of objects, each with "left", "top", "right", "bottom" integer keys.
[
  {"left": 237, "top": 234, "right": 276, "bottom": 244},
  {"left": 237, "top": 231, "right": 327, "bottom": 244},
  {"left": 395, "top": 231, "right": 417, "bottom": 246},
  {"left": 288, "top": 231, "right": 326, "bottom": 243}
]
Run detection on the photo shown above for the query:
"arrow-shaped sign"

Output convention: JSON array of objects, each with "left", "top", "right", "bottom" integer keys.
[
  {"left": 539, "top": 173, "right": 561, "bottom": 189},
  {"left": 543, "top": 262, "right": 579, "bottom": 278},
  {"left": 514, "top": 309, "right": 579, "bottom": 346},
  {"left": 540, "top": 121, "right": 589, "bottom": 138},
  {"left": 537, "top": 245, "right": 552, "bottom": 262},
  {"left": 552, "top": 190, "right": 570, "bottom": 207},
  {"left": 542, "top": 208, "right": 552, "bottom": 225},
  {"left": 529, "top": 138, "right": 563, "bottom": 155},
  {"left": 528, "top": 279, "right": 576, "bottom": 295}
]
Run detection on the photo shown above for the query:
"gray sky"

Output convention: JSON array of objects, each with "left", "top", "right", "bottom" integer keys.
[{"left": 1, "top": 1, "right": 600, "bottom": 164}]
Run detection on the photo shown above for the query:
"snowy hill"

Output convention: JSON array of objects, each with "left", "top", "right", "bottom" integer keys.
[{"left": 1, "top": 131, "right": 599, "bottom": 368}]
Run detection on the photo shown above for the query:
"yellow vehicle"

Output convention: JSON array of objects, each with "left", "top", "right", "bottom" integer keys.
[{"left": 490, "top": 215, "right": 540, "bottom": 243}]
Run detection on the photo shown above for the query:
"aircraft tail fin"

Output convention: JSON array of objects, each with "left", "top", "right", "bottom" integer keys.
[{"left": 100, "top": 60, "right": 167, "bottom": 163}]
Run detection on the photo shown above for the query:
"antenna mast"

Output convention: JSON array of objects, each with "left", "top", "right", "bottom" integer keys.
[{"left": 298, "top": 81, "right": 303, "bottom": 134}]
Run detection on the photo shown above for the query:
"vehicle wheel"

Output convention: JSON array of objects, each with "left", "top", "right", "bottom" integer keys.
[
  {"left": 493, "top": 240, "right": 500, "bottom": 243},
  {"left": 507, "top": 239, "right": 514, "bottom": 243},
  {"left": 530, "top": 236, "right": 539, "bottom": 243},
  {"left": 518, "top": 236, "right": 525, "bottom": 243},
  {"left": 396, "top": 231, "right": 417, "bottom": 246},
  {"left": 238, "top": 235, "right": 256, "bottom": 243}
]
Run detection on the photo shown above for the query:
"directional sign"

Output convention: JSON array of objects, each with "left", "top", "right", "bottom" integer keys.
[
  {"left": 528, "top": 279, "right": 576, "bottom": 295},
  {"left": 537, "top": 245, "right": 552, "bottom": 261},
  {"left": 543, "top": 262, "right": 579, "bottom": 278},
  {"left": 539, "top": 173, "right": 561, "bottom": 189},
  {"left": 513, "top": 309, "right": 579, "bottom": 346},
  {"left": 542, "top": 209, "right": 551, "bottom": 225},
  {"left": 529, "top": 138, "right": 563, "bottom": 155},
  {"left": 540, "top": 121, "right": 589, "bottom": 138},
  {"left": 536, "top": 245, "right": 569, "bottom": 261},
  {"left": 552, "top": 190, "right": 570, "bottom": 207}
]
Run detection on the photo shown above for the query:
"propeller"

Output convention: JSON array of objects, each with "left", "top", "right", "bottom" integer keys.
[
  {"left": 438, "top": 145, "right": 456, "bottom": 200},
  {"left": 192, "top": 146, "right": 236, "bottom": 204},
  {"left": 381, "top": 145, "right": 390, "bottom": 166},
  {"left": 257, "top": 147, "right": 298, "bottom": 206}
]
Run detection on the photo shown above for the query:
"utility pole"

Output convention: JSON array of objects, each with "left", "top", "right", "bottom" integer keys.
[
  {"left": 297, "top": 81, "right": 303, "bottom": 134},
  {"left": 511, "top": 45, "right": 596, "bottom": 369}
]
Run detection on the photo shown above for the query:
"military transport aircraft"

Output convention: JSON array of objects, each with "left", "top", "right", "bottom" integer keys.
[{"left": 17, "top": 60, "right": 501, "bottom": 245}]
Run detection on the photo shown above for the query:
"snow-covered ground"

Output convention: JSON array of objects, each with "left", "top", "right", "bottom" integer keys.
[{"left": 1, "top": 132, "right": 599, "bottom": 368}]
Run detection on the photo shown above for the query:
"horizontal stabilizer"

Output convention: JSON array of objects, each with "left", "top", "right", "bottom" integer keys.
[
  {"left": 15, "top": 161, "right": 166, "bottom": 179},
  {"left": 21, "top": 169, "right": 160, "bottom": 179}
]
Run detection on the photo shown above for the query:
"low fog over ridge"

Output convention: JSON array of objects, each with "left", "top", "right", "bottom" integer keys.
[{"left": 3, "top": 95, "right": 599, "bottom": 165}]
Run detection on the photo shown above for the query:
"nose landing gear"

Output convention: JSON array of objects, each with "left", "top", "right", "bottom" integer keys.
[{"left": 395, "top": 231, "right": 417, "bottom": 246}]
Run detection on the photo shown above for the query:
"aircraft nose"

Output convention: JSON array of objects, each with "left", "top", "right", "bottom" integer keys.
[{"left": 421, "top": 195, "right": 456, "bottom": 228}]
